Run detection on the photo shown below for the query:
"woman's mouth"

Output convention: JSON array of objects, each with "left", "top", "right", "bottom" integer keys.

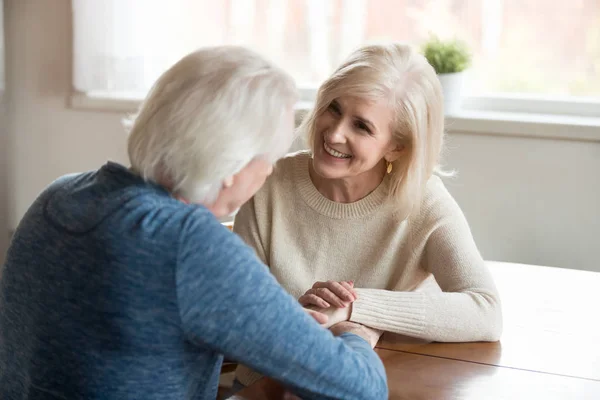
[{"left": 323, "top": 142, "right": 352, "bottom": 159}]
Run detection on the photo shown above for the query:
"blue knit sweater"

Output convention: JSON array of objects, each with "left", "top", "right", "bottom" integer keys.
[{"left": 0, "top": 162, "right": 387, "bottom": 400}]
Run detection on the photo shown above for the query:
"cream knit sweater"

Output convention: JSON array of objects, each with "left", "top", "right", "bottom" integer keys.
[{"left": 234, "top": 151, "right": 502, "bottom": 386}]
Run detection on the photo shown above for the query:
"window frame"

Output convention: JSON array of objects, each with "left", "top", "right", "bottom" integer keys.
[
  {"left": 298, "top": 87, "right": 600, "bottom": 118},
  {"left": 70, "top": 87, "right": 600, "bottom": 144}
]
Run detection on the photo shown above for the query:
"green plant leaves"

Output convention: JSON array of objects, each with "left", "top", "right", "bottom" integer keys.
[{"left": 422, "top": 35, "right": 472, "bottom": 74}]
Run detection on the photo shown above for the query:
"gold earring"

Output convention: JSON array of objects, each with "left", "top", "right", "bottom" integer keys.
[{"left": 386, "top": 161, "right": 393, "bottom": 174}]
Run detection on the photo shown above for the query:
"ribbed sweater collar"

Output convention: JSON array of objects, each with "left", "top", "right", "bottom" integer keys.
[{"left": 293, "top": 152, "right": 389, "bottom": 219}]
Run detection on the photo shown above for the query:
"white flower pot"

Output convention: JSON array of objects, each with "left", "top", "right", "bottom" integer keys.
[{"left": 437, "top": 72, "right": 465, "bottom": 116}]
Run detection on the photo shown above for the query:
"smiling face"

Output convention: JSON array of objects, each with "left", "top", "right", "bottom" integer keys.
[{"left": 311, "top": 95, "right": 402, "bottom": 184}]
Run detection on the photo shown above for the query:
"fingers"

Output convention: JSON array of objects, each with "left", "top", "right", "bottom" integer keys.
[
  {"left": 313, "top": 281, "right": 357, "bottom": 304},
  {"left": 339, "top": 281, "right": 357, "bottom": 298},
  {"left": 298, "top": 293, "right": 330, "bottom": 309},
  {"left": 304, "top": 308, "right": 329, "bottom": 325},
  {"left": 329, "top": 322, "right": 383, "bottom": 348},
  {"left": 306, "top": 287, "right": 347, "bottom": 308}
]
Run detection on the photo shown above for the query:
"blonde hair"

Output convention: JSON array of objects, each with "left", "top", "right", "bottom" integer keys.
[
  {"left": 127, "top": 46, "right": 297, "bottom": 204},
  {"left": 299, "top": 43, "right": 445, "bottom": 219}
]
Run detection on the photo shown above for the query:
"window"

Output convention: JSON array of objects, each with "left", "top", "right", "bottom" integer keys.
[{"left": 72, "top": 0, "right": 600, "bottom": 114}]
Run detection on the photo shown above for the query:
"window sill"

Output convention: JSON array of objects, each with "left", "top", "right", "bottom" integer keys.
[
  {"left": 70, "top": 92, "right": 141, "bottom": 113},
  {"left": 445, "top": 111, "right": 600, "bottom": 143},
  {"left": 71, "top": 93, "right": 600, "bottom": 143}
]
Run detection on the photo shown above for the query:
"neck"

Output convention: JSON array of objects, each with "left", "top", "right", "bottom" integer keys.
[{"left": 309, "top": 161, "right": 386, "bottom": 203}]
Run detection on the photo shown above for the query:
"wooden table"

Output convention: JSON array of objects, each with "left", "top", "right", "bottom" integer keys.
[{"left": 230, "top": 262, "right": 600, "bottom": 399}]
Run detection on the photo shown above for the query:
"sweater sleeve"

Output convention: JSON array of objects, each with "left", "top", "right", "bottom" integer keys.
[
  {"left": 176, "top": 212, "right": 388, "bottom": 400},
  {"left": 233, "top": 196, "right": 268, "bottom": 265},
  {"left": 350, "top": 187, "right": 503, "bottom": 342}
]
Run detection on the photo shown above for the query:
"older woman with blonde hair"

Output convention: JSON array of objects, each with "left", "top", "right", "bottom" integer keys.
[
  {"left": 233, "top": 42, "right": 503, "bottom": 387},
  {"left": 0, "top": 46, "right": 388, "bottom": 400}
]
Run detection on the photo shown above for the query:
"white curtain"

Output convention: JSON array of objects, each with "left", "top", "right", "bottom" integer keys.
[
  {"left": 72, "top": 0, "right": 230, "bottom": 96},
  {"left": 71, "top": 0, "right": 367, "bottom": 96}
]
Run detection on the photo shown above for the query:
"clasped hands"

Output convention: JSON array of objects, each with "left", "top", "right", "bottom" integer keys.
[{"left": 301, "top": 280, "right": 382, "bottom": 348}]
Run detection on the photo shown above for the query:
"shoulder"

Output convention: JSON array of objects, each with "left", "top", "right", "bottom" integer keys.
[
  {"left": 43, "top": 172, "right": 93, "bottom": 196},
  {"left": 253, "top": 150, "right": 310, "bottom": 201},
  {"left": 413, "top": 174, "right": 465, "bottom": 225},
  {"left": 179, "top": 206, "right": 256, "bottom": 257},
  {"left": 177, "top": 206, "right": 268, "bottom": 284},
  {"left": 423, "top": 175, "right": 452, "bottom": 204},
  {"left": 23, "top": 171, "right": 95, "bottom": 223},
  {"left": 270, "top": 150, "right": 310, "bottom": 184}
]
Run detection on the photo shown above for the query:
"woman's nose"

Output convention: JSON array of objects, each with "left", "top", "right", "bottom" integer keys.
[{"left": 326, "top": 122, "right": 346, "bottom": 143}]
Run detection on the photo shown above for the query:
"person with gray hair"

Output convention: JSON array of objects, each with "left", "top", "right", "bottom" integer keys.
[{"left": 0, "top": 46, "right": 388, "bottom": 400}]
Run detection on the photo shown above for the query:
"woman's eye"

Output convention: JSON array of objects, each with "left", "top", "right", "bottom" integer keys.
[
  {"left": 355, "top": 121, "right": 371, "bottom": 134},
  {"left": 328, "top": 103, "right": 341, "bottom": 115}
]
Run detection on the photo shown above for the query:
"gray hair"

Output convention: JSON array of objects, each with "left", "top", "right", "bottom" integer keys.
[{"left": 127, "top": 46, "right": 298, "bottom": 204}]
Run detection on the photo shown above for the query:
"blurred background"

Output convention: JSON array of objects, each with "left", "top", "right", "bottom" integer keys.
[
  {"left": 1, "top": 0, "right": 599, "bottom": 272},
  {"left": 71, "top": 0, "right": 600, "bottom": 98}
]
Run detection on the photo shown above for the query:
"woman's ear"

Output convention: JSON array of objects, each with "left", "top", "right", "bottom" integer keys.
[{"left": 385, "top": 143, "right": 405, "bottom": 163}]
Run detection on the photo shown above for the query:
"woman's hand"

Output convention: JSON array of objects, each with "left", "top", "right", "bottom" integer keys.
[
  {"left": 304, "top": 308, "right": 328, "bottom": 325},
  {"left": 305, "top": 304, "right": 351, "bottom": 329},
  {"left": 298, "top": 280, "right": 358, "bottom": 309},
  {"left": 330, "top": 321, "right": 383, "bottom": 348}
]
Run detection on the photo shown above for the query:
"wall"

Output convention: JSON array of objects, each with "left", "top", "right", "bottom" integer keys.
[
  {"left": 0, "top": 0, "right": 8, "bottom": 265},
  {"left": 4, "top": 0, "right": 600, "bottom": 271},
  {"left": 4, "top": 0, "right": 128, "bottom": 235},
  {"left": 443, "top": 133, "right": 599, "bottom": 272}
]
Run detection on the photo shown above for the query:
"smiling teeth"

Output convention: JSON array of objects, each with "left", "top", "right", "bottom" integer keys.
[{"left": 324, "top": 143, "right": 351, "bottom": 159}]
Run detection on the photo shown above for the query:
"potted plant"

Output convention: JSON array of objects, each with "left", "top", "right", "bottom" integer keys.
[{"left": 422, "top": 35, "right": 472, "bottom": 115}]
